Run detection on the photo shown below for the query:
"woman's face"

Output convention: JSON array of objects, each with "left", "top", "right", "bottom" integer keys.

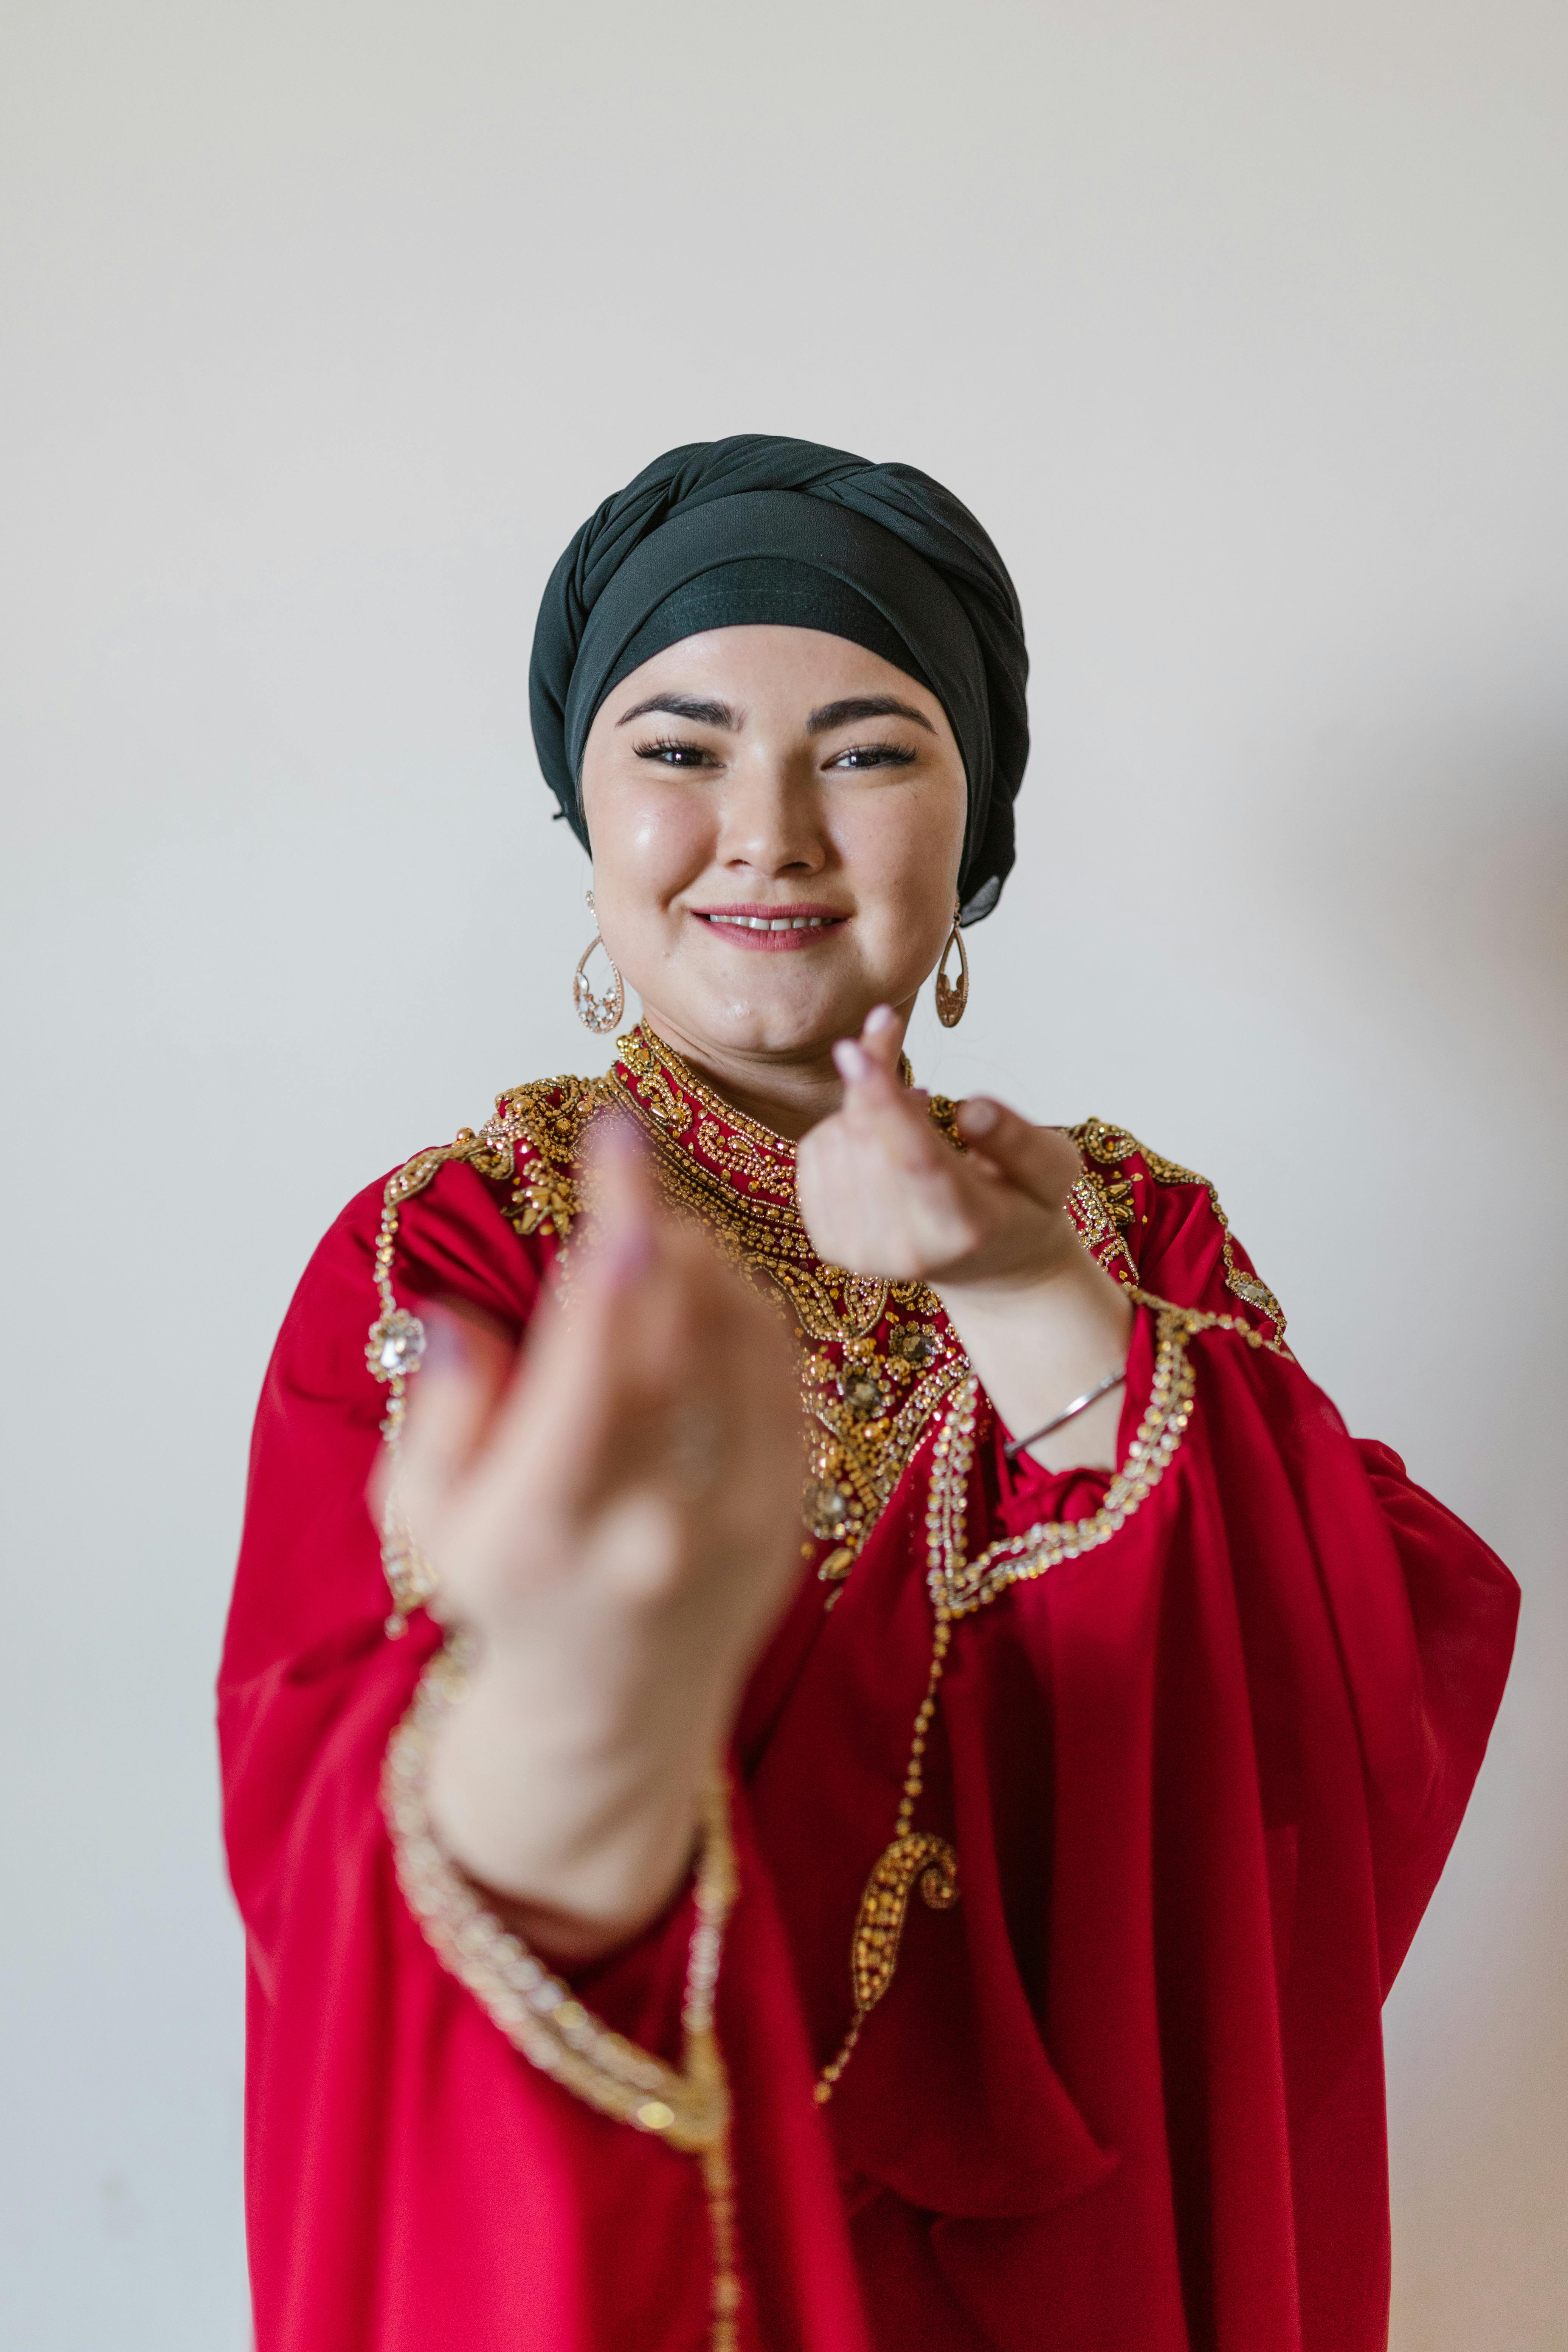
[{"left": 578, "top": 624, "right": 968, "bottom": 1065}]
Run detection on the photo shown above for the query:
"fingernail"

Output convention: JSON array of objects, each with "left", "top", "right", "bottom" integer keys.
[
  {"left": 595, "top": 1111, "right": 644, "bottom": 1171},
  {"left": 834, "top": 1038, "right": 873, "bottom": 1082},
  {"left": 865, "top": 1004, "right": 897, "bottom": 1036},
  {"left": 959, "top": 1097, "right": 999, "bottom": 1137},
  {"left": 603, "top": 1211, "right": 654, "bottom": 1282},
  {"left": 422, "top": 1310, "right": 465, "bottom": 1371}
]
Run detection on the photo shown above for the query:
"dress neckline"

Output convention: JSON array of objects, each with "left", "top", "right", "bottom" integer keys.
[
  {"left": 624, "top": 1023, "right": 802, "bottom": 1157},
  {"left": 609, "top": 1023, "right": 805, "bottom": 1213},
  {"left": 610, "top": 1020, "right": 927, "bottom": 1202}
]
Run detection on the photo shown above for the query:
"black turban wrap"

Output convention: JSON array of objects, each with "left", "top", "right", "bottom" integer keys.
[{"left": 529, "top": 434, "right": 1029, "bottom": 923}]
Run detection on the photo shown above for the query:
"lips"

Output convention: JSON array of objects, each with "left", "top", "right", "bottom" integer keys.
[{"left": 690, "top": 904, "right": 849, "bottom": 951}]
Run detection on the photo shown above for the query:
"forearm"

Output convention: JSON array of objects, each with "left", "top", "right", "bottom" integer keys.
[
  {"left": 424, "top": 1634, "right": 718, "bottom": 1964},
  {"left": 936, "top": 1234, "right": 1133, "bottom": 1473}
]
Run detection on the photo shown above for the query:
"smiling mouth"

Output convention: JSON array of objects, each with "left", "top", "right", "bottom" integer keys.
[{"left": 690, "top": 904, "right": 849, "bottom": 949}]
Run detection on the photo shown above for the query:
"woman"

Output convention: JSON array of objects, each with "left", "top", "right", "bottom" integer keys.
[{"left": 220, "top": 436, "right": 1518, "bottom": 2352}]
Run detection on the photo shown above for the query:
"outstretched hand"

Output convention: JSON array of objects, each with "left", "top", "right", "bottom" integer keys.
[
  {"left": 798, "top": 1004, "right": 1133, "bottom": 1474},
  {"left": 795, "top": 1003, "right": 1084, "bottom": 1294},
  {"left": 378, "top": 1120, "right": 801, "bottom": 1958}
]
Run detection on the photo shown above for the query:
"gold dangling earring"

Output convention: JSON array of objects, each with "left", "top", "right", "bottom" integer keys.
[
  {"left": 934, "top": 895, "right": 969, "bottom": 1028},
  {"left": 573, "top": 889, "right": 625, "bottom": 1034}
]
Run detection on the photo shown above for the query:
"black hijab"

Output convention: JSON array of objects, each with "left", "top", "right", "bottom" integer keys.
[{"left": 529, "top": 434, "right": 1028, "bottom": 922}]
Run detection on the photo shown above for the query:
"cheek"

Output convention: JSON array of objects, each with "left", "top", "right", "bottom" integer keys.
[
  {"left": 582, "top": 777, "right": 714, "bottom": 902},
  {"left": 836, "top": 777, "right": 965, "bottom": 921}
]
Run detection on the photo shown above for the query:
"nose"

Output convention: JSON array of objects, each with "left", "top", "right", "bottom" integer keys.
[{"left": 713, "top": 749, "right": 827, "bottom": 880}]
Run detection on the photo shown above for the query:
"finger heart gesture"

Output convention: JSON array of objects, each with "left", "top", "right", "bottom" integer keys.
[
  {"left": 384, "top": 1123, "right": 799, "bottom": 1640},
  {"left": 372, "top": 1122, "right": 802, "bottom": 1953},
  {"left": 795, "top": 1004, "right": 1086, "bottom": 1296}
]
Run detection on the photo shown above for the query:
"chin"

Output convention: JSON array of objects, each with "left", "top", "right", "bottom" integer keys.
[{"left": 667, "top": 975, "right": 867, "bottom": 1057}]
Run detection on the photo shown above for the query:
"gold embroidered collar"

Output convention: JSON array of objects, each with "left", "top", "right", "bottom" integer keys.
[
  {"left": 473, "top": 1024, "right": 969, "bottom": 1577},
  {"left": 606, "top": 1027, "right": 970, "bottom": 1570}
]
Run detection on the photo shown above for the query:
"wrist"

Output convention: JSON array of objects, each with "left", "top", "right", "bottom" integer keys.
[
  {"left": 425, "top": 1637, "right": 715, "bottom": 1945},
  {"left": 931, "top": 1208, "right": 1091, "bottom": 1311},
  {"left": 935, "top": 1239, "right": 1134, "bottom": 1477}
]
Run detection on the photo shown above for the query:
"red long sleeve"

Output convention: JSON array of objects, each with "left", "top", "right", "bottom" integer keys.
[{"left": 220, "top": 1168, "right": 869, "bottom": 2352}]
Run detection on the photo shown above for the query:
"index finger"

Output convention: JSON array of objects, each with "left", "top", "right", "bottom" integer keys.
[
  {"left": 859, "top": 1001, "right": 908, "bottom": 1077},
  {"left": 954, "top": 1097, "right": 1084, "bottom": 1210}
]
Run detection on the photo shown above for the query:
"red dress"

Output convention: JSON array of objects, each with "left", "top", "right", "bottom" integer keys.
[{"left": 219, "top": 1027, "right": 1517, "bottom": 2352}]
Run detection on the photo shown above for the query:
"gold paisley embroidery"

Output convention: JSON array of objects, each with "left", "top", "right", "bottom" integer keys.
[
  {"left": 817, "top": 1610, "right": 957, "bottom": 2101},
  {"left": 850, "top": 1833, "right": 960, "bottom": 2012}
]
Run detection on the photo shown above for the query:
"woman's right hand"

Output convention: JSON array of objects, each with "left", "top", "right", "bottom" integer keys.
[{"left": 380, "top": 1120, "right": 802, "bottom": 1962}]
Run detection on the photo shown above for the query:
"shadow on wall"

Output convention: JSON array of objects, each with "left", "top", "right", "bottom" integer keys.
[
  {"left": 1275, "top": 721, "right": 1568, "bottom": 2351},
  {"left": 1286, "top": 726, "right": 1568, "bottom": 1083}
]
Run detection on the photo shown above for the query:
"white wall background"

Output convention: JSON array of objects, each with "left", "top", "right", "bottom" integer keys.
[{"left": 2, "top": 3, "right": 1563, "bottom": 2344}]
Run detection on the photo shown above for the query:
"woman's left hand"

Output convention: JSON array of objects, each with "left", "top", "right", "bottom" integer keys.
[
  {"left": 796, "top": 1005, "right": 1135, "bottom": 1471},
  {"left": 795, "top": 1004, "right": 1083, "bottom": 1295}
]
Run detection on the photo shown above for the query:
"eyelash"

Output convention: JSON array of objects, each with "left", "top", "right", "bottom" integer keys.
[
  {"left": 631, "top": 737, "right": 918, "bottom": 770},
  {"left": 633, "top": 737, "right": 715, "bottom": 767},
  {"left": 828, "top": 743, "right": 917, "bottom": 770}
]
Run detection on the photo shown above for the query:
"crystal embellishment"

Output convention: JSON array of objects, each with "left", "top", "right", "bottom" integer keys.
[
  {"left": 888, "top": 1325, "right": 937, "bottom": 1367},
  {"left": 806, "top": 1481, "right": 852, "bottom": 1538},
  {"left": 367, "top": 1308, "right": 427, "bottom": 1383}
]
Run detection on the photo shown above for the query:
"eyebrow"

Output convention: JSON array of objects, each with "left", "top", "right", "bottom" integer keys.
[
  {"left": 807, "top": 696, "right": 935, "bottom": 736},
  {"left": 616, "top": 693, "right": 741, "bottom": 729},
  {"left": 613, "top": 689, "right": 936, "bottom": 737}
]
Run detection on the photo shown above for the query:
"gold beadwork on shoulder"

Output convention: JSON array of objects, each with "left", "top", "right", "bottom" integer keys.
[
  {"left": 1064, "top": 1168, "right": 1141, "bottom": 1290},
  {"left": 367, "top": 1113, "right": 552, "bottom": 1634},
  {"left": 478, "top": 1072, "right": 614, "bottom": 1240},
  {"left": 1071, "top": 1117, "right": 1291, "bottom": 1352}
]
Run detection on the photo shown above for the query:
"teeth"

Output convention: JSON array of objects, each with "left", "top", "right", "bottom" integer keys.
[{"left": 716, "top": 914, "right": 831, "bottom": 930}]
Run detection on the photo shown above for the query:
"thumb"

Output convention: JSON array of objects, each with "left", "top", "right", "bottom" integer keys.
[
  {"left": 380, "top": 1303, "right": 515, "bottom": 1530},
  {"left": 954, "top": 1098, "right": 1083, "bottom": 1212}
]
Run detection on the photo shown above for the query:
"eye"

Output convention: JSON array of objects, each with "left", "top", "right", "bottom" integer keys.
[
  {"left": 826, "top": 741, "right": 918, "bottom": 771},
  {"left": 633, "top": 736, "right": 718, "bottom": 768}
]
